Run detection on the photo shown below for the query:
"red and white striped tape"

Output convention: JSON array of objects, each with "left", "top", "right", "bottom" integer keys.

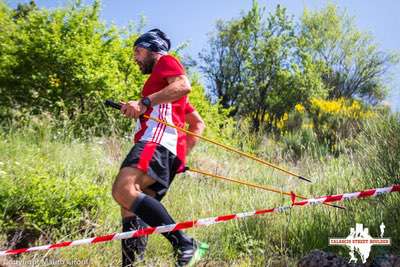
[{"left": 1, "top": 184, "right": 399, "bottom": 257}]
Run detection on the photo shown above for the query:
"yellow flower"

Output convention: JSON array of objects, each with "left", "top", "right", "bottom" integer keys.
[
  {"left": 295, "top": 104, "right": 305, "bottom": 113},
  {"left": 276, "top": 113, "right": 289, "bottom": 129},
  {"left": 310, "top": 97, "right": 375, "bottom": 120},
  {"left": 49, "top": 74, "right": 61, "bottom": 88}
]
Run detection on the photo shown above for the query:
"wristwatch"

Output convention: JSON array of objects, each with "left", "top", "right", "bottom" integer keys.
[{"left": 140, "top": 96, "right": 152, "bottom": 108}]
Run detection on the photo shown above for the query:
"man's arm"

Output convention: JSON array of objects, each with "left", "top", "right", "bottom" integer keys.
[
  {"left": 121, "top": 75, "right": 191, "bottom": 118},
  {"left": 148, "top": 75, "right": 191, "bottom": 106},
  {"left": 185, "top": 110, "right": 205, "bottom": 155}
]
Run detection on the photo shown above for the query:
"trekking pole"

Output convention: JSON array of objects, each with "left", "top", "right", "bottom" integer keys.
[
  {"left": 186, "top": 167, "right": 345, "bottom": 209},
  {"left": 104, "top": 100, "right": 312, "bottom": 183}
]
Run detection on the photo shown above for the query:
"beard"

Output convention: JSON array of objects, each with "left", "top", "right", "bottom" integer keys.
[{"left": 138, "top": 54, "right": 157, "bottom": 74}]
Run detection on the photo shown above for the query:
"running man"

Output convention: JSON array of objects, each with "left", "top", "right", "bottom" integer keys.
[
  {"left": 121, "top": 101, "right": 205, "bottom": 265},
  {"left": 111, "top": 28, "right": 208, "bottom": 267}
]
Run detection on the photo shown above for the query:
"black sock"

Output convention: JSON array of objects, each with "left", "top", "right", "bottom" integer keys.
[
  {"left": 121, "top": 216, "right": 148, "bottom": 266},
  {"left": 130, "top": 193, "right": 193, "bottom": 249}
]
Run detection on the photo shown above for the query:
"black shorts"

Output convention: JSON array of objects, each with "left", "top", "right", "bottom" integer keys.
[{"left": 120, "top": 141, "right": 182, "bottom": 201}]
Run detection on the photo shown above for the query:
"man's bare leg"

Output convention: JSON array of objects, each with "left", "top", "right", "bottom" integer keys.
[
  {"left": 114, "top": 168, "right": 155, "bottom": 266},
  {"left": 112, "top": 167, "right": 155, "bottom": 209},
  {"left": 112, "top": 167, "right": 195, "bottom": 249}
]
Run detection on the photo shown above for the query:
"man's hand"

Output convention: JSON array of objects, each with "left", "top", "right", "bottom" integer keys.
[{"left": 121, "top": 101, "right": 147, "bottom": 119}]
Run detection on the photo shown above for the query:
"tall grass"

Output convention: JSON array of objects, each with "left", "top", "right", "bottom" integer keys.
[{"left": 0, "top": 113, "right": 399, "bottom": 266}]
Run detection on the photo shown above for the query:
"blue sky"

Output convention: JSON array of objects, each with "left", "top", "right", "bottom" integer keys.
[{"left": 7, "top": 0, "right": 400, "bottom": 111}]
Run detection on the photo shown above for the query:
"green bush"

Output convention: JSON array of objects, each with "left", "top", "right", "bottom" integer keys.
[
  {"left": 0, "top": 1, "right": 141, "bottom": 135},
  {"left": 0, "top": 129, "right": 110, "bottom": 249},
  {"left": 307, "top": 98, "right": 374, "bottom": 153},
  {"left": 0, "top": 1, "right": 235, "bottom": 140},
  {"left": 280, "top": 127, "right": 323, "bottom": 161},
  {"left": 356, "top": 113, "right": 400, "bottom": 187},
  {"left": 0, "top": 173, "right": 105, "bottom": 239},
  {"left": 356, "top": 112, "right": 400, "bottom": 250},
  {"left": 188, "top": 75, "right": 236, "bottom": 143},
  {"left": 274, "top": 99, "right": 377, "bottom": 160}
]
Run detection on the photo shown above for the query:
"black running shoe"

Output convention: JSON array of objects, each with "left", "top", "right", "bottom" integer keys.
[{"left": 175, "top": 240, "right": 209, "bottom": 267}]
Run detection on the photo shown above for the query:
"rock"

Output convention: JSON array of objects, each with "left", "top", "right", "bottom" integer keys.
[
  {"left": 297, "top": 250, "right": 362, "bottom": 267},
  {"left": 371, "top": 254, "right": 400, "bottom": 267},
  {"left": 298, "top": 250, "right": 400, "bottom": 267}
]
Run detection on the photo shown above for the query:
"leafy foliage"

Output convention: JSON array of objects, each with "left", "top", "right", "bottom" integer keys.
[
  {"left": 188, "top": 74, "right": 236, "bottom": 143},
  {"left": 200, "top": 2, "right": 328, "bottom": 131},
  {"left": 357, "top": 113, "right": 400, "bottom": 187},
  {"left": 0, "top": 128, "right": 110, "bottom": 248},
  {"left": 200, "top": 1, "right": 398, "bottom": 132},
  {"left": 278, "top": 98, "right": 376, "bottom": 158},
  {"left": 0, "top": 1, "right": 230, "bottom": 138},
  {"left": 299, "top": 5, "right": 399, "bottom": 103},
  {"left": 0, "top": 1, "right": 144, "bottom": 135}
]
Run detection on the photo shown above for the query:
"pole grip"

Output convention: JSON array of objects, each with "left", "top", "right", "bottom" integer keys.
[{"left": 104, "top": 99, "right": 122, "bottom": 110}]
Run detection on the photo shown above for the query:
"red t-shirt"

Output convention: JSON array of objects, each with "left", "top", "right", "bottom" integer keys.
[
  {"left": 185, "top": 101, "right": 195, "bottom": 114},
  {"left": 134, "top": 55, "right": 189, "bottom": 166}
]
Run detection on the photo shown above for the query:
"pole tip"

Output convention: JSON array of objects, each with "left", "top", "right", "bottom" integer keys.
[
  {"left": 333, "top": 204, "right": 346, "bottom": 210},
  {"left": 299, "top": 176, "right": 312, "bottom": 183}
]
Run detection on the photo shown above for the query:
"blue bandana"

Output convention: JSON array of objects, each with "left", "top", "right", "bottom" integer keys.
[{"left": 134, "top": 29, "right": 171, "bottom": 54}]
